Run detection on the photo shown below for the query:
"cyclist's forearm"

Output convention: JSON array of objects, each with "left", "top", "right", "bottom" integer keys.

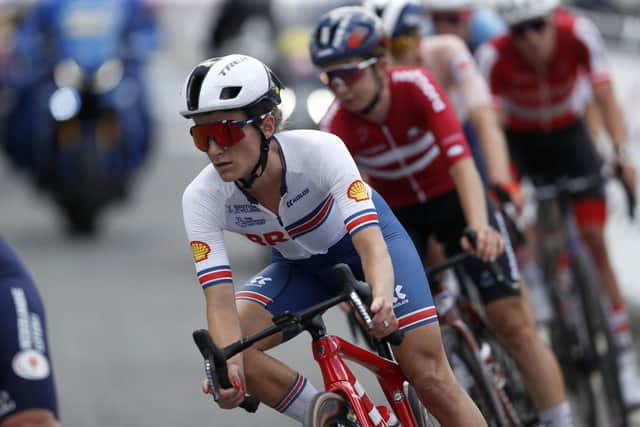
[
  {"left": 204, "top": 284, "right": 244, "bottom": 365},
  {"left": 468, "top": 105, "right": 513, "bottom": 184},
  {"left": 449, "top": 158, "right": 489, "bottom": 229},
  {"left": 351, "top": 227, "right": 394, "bottom": 301},
  {"left": 594, "top": 82, "right": 627, "bottom": 150}
]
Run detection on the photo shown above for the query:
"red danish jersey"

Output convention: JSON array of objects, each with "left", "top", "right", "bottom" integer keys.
[
  {"left": 320, "top": 66, "right": 471, "bottom": 210},
  {"left": 476, "top": 8, "right": 610, "bottom": 132}
]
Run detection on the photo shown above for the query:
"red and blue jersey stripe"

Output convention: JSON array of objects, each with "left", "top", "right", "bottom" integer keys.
[
  {"left": 235, "top": 290, "right": 273, "bottom": 307},
  {"left": 197, "top": 265, "right": 232, "bottom": 289},
  {"left": 344, "top": 209, "right": 379, "bottom": 235},
  {"left": 398, "top": 306, "right": 438, "bottom": 330},
  {"left": 285, "top": 195, "right": 334, "bottom": 239}
]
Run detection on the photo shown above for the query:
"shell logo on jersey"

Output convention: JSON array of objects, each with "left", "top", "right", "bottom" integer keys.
[
  {"left": 190, "top": 241, "right": 211, "bottom": 262},
  {"left": 347, "top": 180, "right": 369, "bottom": 202},
  {"left": 12, "top": 350, "right": 50, "bottom": 380}
]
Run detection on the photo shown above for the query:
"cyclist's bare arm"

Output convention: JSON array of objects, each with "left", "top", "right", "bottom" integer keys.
[
  {"left": 0, "top": 409, "right": 59, "bottom": 427},
  {"left": 350, "top": 226, "right": 397, "bottom": 336},
  {"left": 449, "top": 158, "right": 504, "bottom": 261},
  {"left": 203, "top": 284, "right": 246, "bottom": 408},
  {"left": 468, "top": 105, "right": 514, "bottom": 185},
  {"left": 592, "top": 81, "right": 636, "bottom": 193}
]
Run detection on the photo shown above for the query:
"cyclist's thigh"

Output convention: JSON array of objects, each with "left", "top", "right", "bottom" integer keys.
[
  {"left": 373, "top": 194, "right": 438, "bottom": 331},
  {"left": 437, "top": 197, "right": 521, "bottom": 305},
  {"left": 236, "top": 261, "right": 337, "bottom": 343},
  {"left": 0, "top": 241, "right": 58, "bottom": 424},
  {"left": 392, "top": 203, "right": 432, "bottom": 260},
  {"left": 0, "top": 409, "right": 58, "bottom": 427}
]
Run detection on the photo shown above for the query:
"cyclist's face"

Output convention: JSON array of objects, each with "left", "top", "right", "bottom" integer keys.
[
  {"left": 512, "top": 15, "right": 556, "bottom": 66},
  {"left": 323, "top": 57, "right": 385, "bottom": 114},
  {"left": 192, "top": 110, "right": 263, "bottom": 182}
]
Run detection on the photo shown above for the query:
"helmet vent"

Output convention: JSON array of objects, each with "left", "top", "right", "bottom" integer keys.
[
  {"left": 186, "top": 64, "right": 213, "bottom": 111},
  {"left": 220, "top": 86, "right": 242, "bottom": 100}
]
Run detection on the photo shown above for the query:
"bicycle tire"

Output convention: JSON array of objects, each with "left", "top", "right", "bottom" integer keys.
[
  {"left": 440, "top": 325, "right": 509, "bottom": 427},
  {"left": 540, "top": 273, "right": 598, "bottom": 427},
  {"left": 304, "top": 392, "right": 360, "bottom": 427},
  {"left": 472, "top": 324, "right": 538, "bottom": 426},
  {"left": 571, "top": 251, "right": 628, "bottom": 427}
]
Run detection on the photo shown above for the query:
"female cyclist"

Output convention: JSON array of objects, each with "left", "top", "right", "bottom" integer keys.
[
  {"left": 179, "top": 54, "right": 485, "bottom": 425},
  {"left": 312, "top": 6, "right": 572, "bottom": 426},
  {"left": 478, "top": 0, "right": 640, "bottom": 405}
]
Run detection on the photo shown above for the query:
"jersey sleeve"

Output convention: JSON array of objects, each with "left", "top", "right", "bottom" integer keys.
[
  {"left": 446, "top": 36, "right": 492, "bottom": 111},
  {"left": 314, "top": 132, "right": 380, "bottom": 236},
  {"left": 574, "top": 16, "right": 610, "bottom": 86},
  {"left": 475, "top": 42, "right": 506, "bottom": 113},
  {"left": 182, "top": 178, "right": 233, "bottom": 290},
  {"left": 405, "top": 69, "right": 471, "bottom": 168}
]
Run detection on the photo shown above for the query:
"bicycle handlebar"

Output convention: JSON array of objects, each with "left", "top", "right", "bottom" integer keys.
[
  {"left": 192, "top": 329, "right": 261, "bottom": 413},
  {"left": 462, "top": 227, "right": 518, "bottom": 292},
  {"left": 333, "top": 264, "right": 404, "bottom": 346},
  {"left": 191, "top": 264, "right": 403, "bottom": 413}
]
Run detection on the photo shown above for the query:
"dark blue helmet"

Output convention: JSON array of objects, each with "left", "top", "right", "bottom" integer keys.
[
  {"left": 310, "top": 6, "right": 389, "bottom": 68},
  {"left": 365, "top": 0, "right": 425, "bottom": 39}
]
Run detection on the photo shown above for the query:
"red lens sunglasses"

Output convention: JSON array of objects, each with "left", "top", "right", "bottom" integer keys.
[
  {"left": 189, "top": 113, "right": 267, "bottom": 152},
  {"left": 320, "top": 57, "right": 378, "bottom": 88}
]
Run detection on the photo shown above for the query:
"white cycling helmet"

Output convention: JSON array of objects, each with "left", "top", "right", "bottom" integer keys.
[
  {"left": 180, "top": 54, "right": 283, "bottom": 118},
  {"left": 422, "top": 0, "right": 472, "bottom": 11},
  {"left": 495, "top": 0, "right": 560, "bottom": 25},
  {"left": 363, "top": 0, "right": 424, "bottom": 38}
]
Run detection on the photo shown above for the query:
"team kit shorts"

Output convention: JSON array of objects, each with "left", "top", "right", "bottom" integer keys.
[
  {"left": 506, "top": 120, "right": 607, "bottom": 226},
  {"left": 0, "top": 239, "right": 58, "bottom": 422},
  {"left": 236, "top": 190, "right": 438, "bottom": 341},
  {"left": 394, "top": 191, "right": 521, "bottom": 305}
]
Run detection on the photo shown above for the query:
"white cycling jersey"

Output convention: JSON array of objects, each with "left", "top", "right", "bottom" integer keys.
[
  {"left": 420, "top": 34, "right": 492, "bottom": 123},
  {"left": 182, "top": 129, "right": 380, "bottom": 289}
]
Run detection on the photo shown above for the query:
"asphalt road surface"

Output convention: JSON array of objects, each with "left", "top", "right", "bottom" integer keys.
[{"left": 2, "top": 4, "right": 640, "bottom": 427}]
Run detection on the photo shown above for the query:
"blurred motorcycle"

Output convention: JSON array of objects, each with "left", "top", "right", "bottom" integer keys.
[{"left": 3, "top": 0, "right": 159, "bottom": 234}]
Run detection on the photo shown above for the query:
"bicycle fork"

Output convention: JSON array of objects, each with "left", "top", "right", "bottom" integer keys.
[{"left": 312, "top": 335, "right": 415, "bottom": 427}]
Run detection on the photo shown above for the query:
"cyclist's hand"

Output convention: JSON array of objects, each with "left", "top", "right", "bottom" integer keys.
[
  {"left": 491, "top": 181, "right": 525, "bottom": 214},
  {"left": 202, "top": 363, "right": 246, "bottom": 409},
  {"left": 616, "top": 158, "right": 637, "bottom": 196},
  {"left": 461, "top": 225, "right": 504, "bottom": 262},
  {"left": 370, "top": 296, "right": 398, "bottom": 338}
]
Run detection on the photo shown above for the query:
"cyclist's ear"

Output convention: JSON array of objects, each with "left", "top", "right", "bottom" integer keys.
[{"left": 259, "top": 114, "right": 276, "bottom": 139}]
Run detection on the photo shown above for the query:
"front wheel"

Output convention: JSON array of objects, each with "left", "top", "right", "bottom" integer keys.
[{"left": 304, "top": 392, "right": 360, "bottom": 427}]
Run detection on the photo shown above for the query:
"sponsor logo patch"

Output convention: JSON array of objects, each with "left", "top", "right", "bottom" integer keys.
[
  {"left": 12, "top": 350, "right": 50, "bottom": 380},
  {"left": 347, "top": 180, "right": 369, "bottom": 202},
  {"left": 190, "top": 241, "right": 211, "bottom": 262}
]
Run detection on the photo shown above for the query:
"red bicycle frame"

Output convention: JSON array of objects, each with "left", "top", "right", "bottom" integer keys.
[{"left": 313, "top": 335, "right": 420, "bottom": 427}]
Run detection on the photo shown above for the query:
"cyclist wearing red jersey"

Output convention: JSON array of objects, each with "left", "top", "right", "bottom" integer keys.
[
  {"left": 477, "top": 0, "right": 640, "bottom": 405},
  {"left": 312, "top": 7, "right": 572, "bottom": 426},
  {"left": 364, "top": 0, "right": 521, "bottom": 204},
  {"left": 180, "top": 54, "right": 485, "bottom": 425}
]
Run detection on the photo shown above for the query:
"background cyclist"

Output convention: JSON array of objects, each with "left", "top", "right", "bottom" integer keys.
[
  {"left": 364, "top": 0, "right": 520, "bottom": 202},
  {"left": 423, "top": 0, "right": 506, "bottom": 54},
  {"left": 180, "top": 54, "right": 485, "bottom": 425},
  {"left": 477, "top": 0, "right": 640, "bottom": 405},
  {"left": 312, "top": 7, "right": 572, "bottom": 426},
  {"left": 0, "top": 238, "right": 59, "bottom": 427}
]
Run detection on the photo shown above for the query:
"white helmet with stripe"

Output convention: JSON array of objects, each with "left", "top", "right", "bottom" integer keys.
[
  {"left": 495, "top": 0, "right": 560, "bottom": 25},
  {"left": 422, "top": 0, "right": 473, "bottom": 11},
  {"left": 180, "top": 54, "right": 283, "bottom": 118}
]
